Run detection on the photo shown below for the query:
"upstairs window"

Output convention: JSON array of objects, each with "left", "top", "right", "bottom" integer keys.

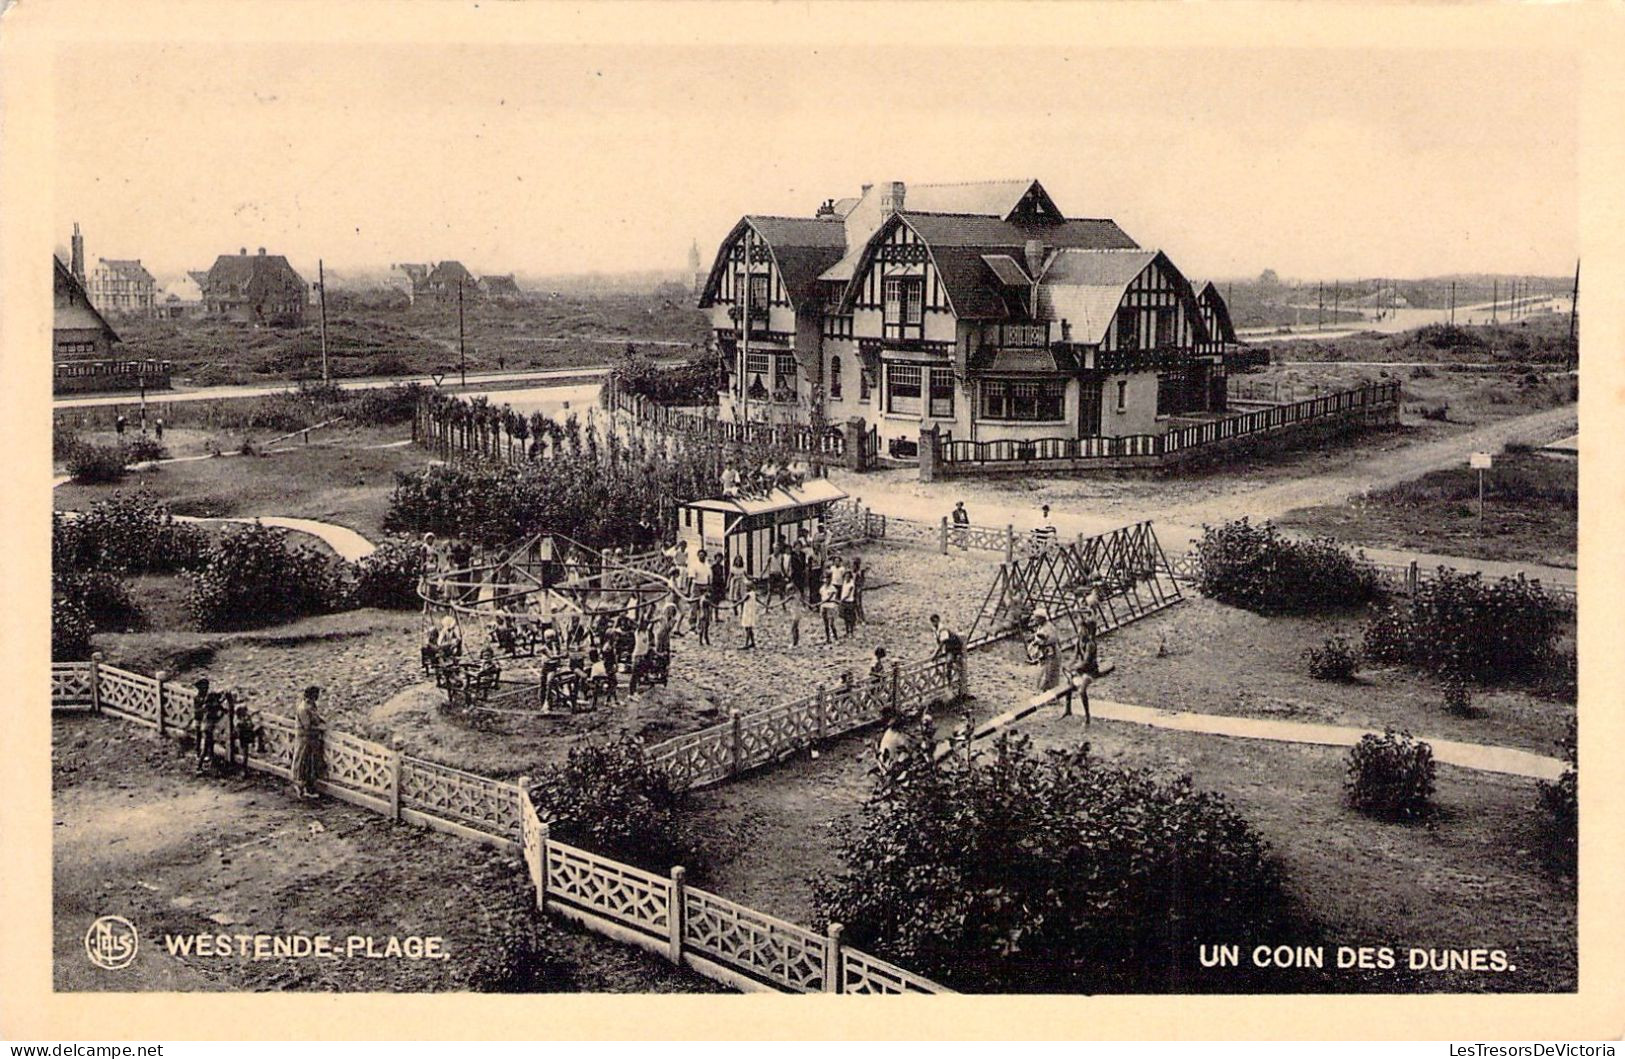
[
  {"left": 1154, "top": 308, "right": 1175, "bottom": 347},
  {"left": 883, "top": 277, "right": 924, "bottom": 326},
  {"left": 829, "top": 355, "right": 843, "bottom": 399},
  {"left": 750, "top": 273, "right": 771, "bottom": 308},
  {"left": 1116, "top": 307, "right": 1140, "bottom": 350}
]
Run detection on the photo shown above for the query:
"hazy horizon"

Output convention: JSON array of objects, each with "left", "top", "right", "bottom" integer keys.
[{"left": 53, "top": 40, "right": 1578, "bottom": 285}]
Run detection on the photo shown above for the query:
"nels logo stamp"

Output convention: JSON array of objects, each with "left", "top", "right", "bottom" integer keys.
[{"left": 84, "top": 915, "right": 139, "bottom": 970}]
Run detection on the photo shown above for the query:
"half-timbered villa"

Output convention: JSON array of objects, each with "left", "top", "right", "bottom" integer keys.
[{"left": 698, "top": 179, "right": 1236, "bottom": 458}]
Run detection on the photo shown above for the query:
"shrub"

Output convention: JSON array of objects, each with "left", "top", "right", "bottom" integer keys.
[
  {"left": 53, "top": 421, "right": 82, "bottom": 461},
  {"left": 67, "top": 442, "right": 131, "bottom": 484},
  {"left": 52, "top": 592, "right": 94, "bottom": 660},
  {"left": 1344, "top": 729, "right": 1435, "bottom": 820},
  {"left": 1441, "top": 672, "right": 1474, "bottom": 716},
  {"left": 602, "top": 348, "right": 719, "bottom": 407},
  {"left": 812, "top": 732, "right": 1286, "bottom": 993},
  {"left": 123, "top": 436, "right": 169, "bottom": 464},
  {"left": 351, "top": 536, "right": 426, "bottom": 610},
  {"left": 188, "top": 522, "right": 350, "bottom": 630},
  {"left": 1536, "top": 717, "right": 1577, "bottom": 874},
  {"left": 1195, "top": 518, "right": 1381, "bottom": 615},
  {"left": 1305, "top": 635, "right": 1360, "bottom": 681},
  {"left": 58, "top": 571, "right": 142, "bottom": 631},
  {"left": 1405, "top": 569, "right": 1565, "bottom": 684},
  {"left": 52, "top": 492, "right": 209, "bottom": 576},
  {"left": 1361, "top": 604, "right": 1410, "bottom": 663},
  {"left": 526, "top": 733, "right": 690, "bottom": 873},
  {"left": 351, "top": 383, "right": 422, "bottom": 426}
]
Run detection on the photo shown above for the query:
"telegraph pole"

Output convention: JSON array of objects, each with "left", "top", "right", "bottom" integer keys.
[
  {"left": 1567, "top": 259, "right": 1580, "bottom": 370},
  {"left": 1491, "top": 278, "right": 1498, "bottom": 324},
  {"left": 458, "top": 277, "right": 467, "bottom": 388},
  {"left": 1317, "top": 281, "right": 1324, "bottom": 330},
  {"left": 1449, "top": 280, "right": 1456, "bottom": 327},
  {"left": 318, "top": 258, "right": 330, "bottom": 384}
]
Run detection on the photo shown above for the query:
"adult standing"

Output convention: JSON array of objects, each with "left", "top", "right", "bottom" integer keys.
[
  {"left": 727, "top": 556, "right": 750, "bottom": 620},
  {"left": 1028, "top": 609, "right": 1062, "bottom": 693},
  {"left": 292, "top": 685, "right": 324, "bottom": 800},
  {"left": 818, "top": 574, "right": 841, "bottom": 644},
  {"left": 839, "top": 568, "right": 858, "bottom": 637},
  {"left": 709, "top": 551, "right": 729, "bottom": 615},
  {"left": 789, "top": 534, "right": 809, "bottom": 607},
  {"left": 1030, "top": 505, "right": 1058, "bottom": 556},
  {"left": 950, "top": 500, "right": 970, "bottom": 549},
  {"left": 191, "top": 678, "right": 225, "bottom": 775},
  {"left": 850, "top": 556, "right": 869, "bottom": 624}
]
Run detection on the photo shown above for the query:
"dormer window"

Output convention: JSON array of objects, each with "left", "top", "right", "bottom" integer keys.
[{"left": 883, "top": 277, "right": 924, "bottom": 326}]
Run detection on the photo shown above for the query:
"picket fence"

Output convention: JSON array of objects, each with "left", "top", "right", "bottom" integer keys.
[
  {"left": 939, "top": 381, "right": 1400, "bottom": 469},
  {"left": 603, "top": 376, "right": 870, "bottom": 463},
  {"left": 50, "top": 657, "right": 952, "bottom": 995}
]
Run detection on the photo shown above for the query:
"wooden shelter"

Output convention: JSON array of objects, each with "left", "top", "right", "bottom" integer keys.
[{"left": 677, "top": 479, "right": 848, "bottom": 577}]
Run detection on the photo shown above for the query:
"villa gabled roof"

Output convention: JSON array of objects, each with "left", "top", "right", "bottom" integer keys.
[
  {"left": 896, "top": 179, "right": 1055, "bottom": 220},
  {"left": 53, "top": 256, "right": 120, "bottom": 340},
  {"left": 833, "top": 212, "right": 1139, "bottom": 320},
  {"left": 96, "top": 259, "right": 157, "bottom": 285},
  {"left": 697, "top": 216, "right": 849, "bottom": 311}
]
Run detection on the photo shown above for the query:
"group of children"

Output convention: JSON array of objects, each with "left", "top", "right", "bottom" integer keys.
[
  {"left": 187, "top": 677, "right": 324, "bottom": 799},
  {"left": 661, "top": 533, "right": 869, "bottom": 652}
]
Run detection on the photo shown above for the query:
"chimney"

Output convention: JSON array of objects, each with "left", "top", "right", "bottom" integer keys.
[
  {"left": 880, "top": 181, "right": 906, "bottom": 214},
  {"left": 1024, "top": 239, "right": 1047, "bottom": 279},
  {"left": 240, "top": 247, "right": 248, "bottom": 255},
  {"left": 860, "top": 183, "right": 873, "bottom": 199},
  {"left": 257, "top": 247, "right": 267, "bottom": 256},
  {"left": 70, "top": 223, "right": 85, "bottom": 283},
  {"left": 815, "top": 198, "right": 837, "bottom": 220}
]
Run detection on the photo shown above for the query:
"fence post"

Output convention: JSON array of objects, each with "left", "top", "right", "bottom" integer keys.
[
  {"left": 1408, "top": 560, "right": 1420, "bottom": 595},
  {"left": 729, "top": 709, "right": 742, "bottom": 776},
  {"left": 89, "top": 652, "right": 103, "bottom": 713},
  {"left": 815, "top": 687, "right": 827, "bottom": 742},
  {"left": 1005, "top": 525, "right": 1015, "bottom": 564},
  {"left": 890, "top": 662, "right": 901, "bottom": 715},
  {"left": 154, "top": 670, "right": 168, "bottom": 739},
  {"left": 537, "top": 823, "right": 550, "bottom": 912},
  {"left": 939, "top": 516, "right": 948, "bottom": 555},
  {"left": 824, "top": 922, "right": 845, "bottom": 993},
  {"left": 668, "top": 866, "right": 687, "bottom": 965},
  {"left": 389, "top": 752, "right": 404, "bottom": 821}
]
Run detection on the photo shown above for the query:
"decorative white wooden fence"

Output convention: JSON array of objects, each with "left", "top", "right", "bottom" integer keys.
[
  {"left": 51, "top": 656, "right": 952, "bottom": 995},
  {"left": 644, "top": 653, "right": 964, "bottom": 790},
  {"left": 518, "top": 789, "right": 949, "bottom": 993}
]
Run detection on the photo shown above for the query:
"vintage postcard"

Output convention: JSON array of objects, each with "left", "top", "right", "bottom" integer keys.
[{"left": 2, "top": 0, "right": 1622, "bottom": 1042}]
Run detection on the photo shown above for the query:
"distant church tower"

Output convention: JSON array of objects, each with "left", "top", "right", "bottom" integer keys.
[{"left": 689, "top": 239, "right": 705, "bottom": 298}]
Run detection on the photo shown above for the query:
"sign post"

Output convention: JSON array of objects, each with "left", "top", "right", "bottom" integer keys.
[{"left": 1469, "top": 452, "right": 1493, "bottom": 531}]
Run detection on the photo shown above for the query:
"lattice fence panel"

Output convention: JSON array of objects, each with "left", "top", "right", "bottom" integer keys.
[
  {"left": 736, "top": 696, "right": 820, "bottom": 771},
  {"left": 895, "top": 657, "right": 955, "bottom": 708},
  {"left": 97, "top": 666, "right": 160, "bottom": 727},
  {"left": 545, "top": 840, "right": 672, "bottom": 936},
  {"left": 842, "top": 948, "right": 954, "bottom": 994},
  {"left": 822, "top": 683, "right": 880, "bottom": 736},
  {"left": 161, "top": 682, "right": 197, "bottom": 727},
  {"left": 400, "top": 757, "right": 521, "bottom": 840},
  {"left": 682, "top": 887, "right": 829, "bottom": 993},
  {"left": 251, "top": 712, "right": 297, "bottom": 778},
  {"left": 51, "top": 663, "right": 94, "bottom": 707},
  {"left": 319, "top": 730, "right": 394, "bottom": 801},
  {"left": 948, "top": 523, "right": 1010, "bottom": 555},
  {"left": 646, "top": 723, "right": 733, "bottom": 790}
]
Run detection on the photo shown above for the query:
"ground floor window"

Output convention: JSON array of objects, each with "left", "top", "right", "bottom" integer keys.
[
  {"left": 928, "top": 367, "right": 955, "bottom": 418},
  {"left": 979, "top": 377, "right": 1067, "bottom": 422},
  {"left": 1157, "top": 372, "right": 1180, "bottom": 415},
  {"left": 829, "top": 355, "right": 843, "bottom": 399},
  {"left": 886, "top": 363, "right": 922, "bottom": 415},
  {"left": 773, "top": 354, "right": 798, "bottom": 401}
]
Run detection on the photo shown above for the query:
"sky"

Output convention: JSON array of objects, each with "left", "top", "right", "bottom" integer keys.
[{"left": 51, "top": 38, "right": 1579, "bottom": 285}]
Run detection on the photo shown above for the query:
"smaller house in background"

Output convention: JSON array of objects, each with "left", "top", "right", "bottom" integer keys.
[
  {"left": 479, "top": 274, "right": 522, "bottom": 299},
  {"left": 155, "top": 270, "right": 208, "bottom": 318},
  {"left": 202, "top": 247, "right": 309, "bottom": 326},
  {"left": 54, "top": 255, "right": 120, "bottom": 359},
  {"left": 394, "top": 260, "right": 483, "bottom": 304},
  {"left": 87, "top": 258, "right": 159, "bottom": 317}
]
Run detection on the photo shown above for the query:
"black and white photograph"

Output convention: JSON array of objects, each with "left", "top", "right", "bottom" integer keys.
[{"left": 4, "top": 0, "right": 1621, "bottom": 1044}]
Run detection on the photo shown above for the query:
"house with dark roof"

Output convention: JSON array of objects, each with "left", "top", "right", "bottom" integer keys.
[
  {"left": 54, "top": 255, "right": 120, "bottom": 360},
  {"left": 699, "top": 179, "right": 1235, "bottom": 452},
  {"left": 88, "top": 257, "right": 159, "bottom": 317},
  {"left": 202, "top": 247, "right": 308, "bottom": 326}
]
